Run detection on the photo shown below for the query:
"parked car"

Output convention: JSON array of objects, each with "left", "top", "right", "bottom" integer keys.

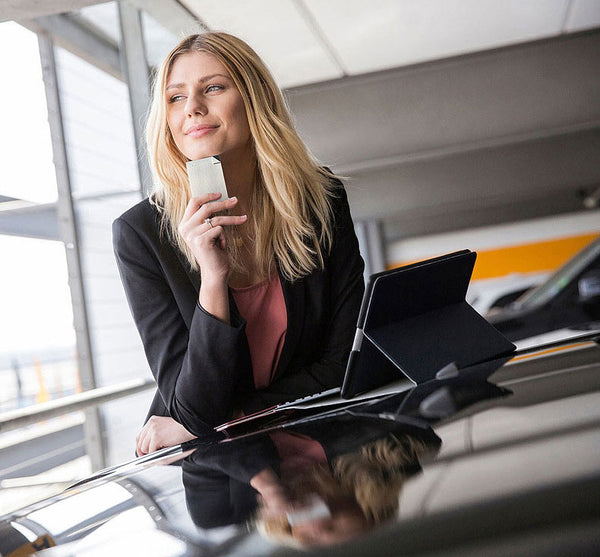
[
  {"left": 1, "top": 333, "right": 599, "bottom": 556},
  {"left": 488, "top": 236, "right": 600, "bottom": 341},
  {"left": 467, "top": 273, "right": 545, "bottom": 315}
]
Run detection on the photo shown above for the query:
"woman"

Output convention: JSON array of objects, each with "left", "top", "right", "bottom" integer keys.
[{"left": 113, "top": 32, "right": 364, "bottom": 454}]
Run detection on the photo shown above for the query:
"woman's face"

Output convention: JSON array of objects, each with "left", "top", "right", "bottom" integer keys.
[{"left": 165, "top": 51, "right": 251, "bottom": 162}]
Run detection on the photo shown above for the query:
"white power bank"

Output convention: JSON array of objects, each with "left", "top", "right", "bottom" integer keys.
[{"left": 186, "top": 156, "right": 229, "bottom": 201}]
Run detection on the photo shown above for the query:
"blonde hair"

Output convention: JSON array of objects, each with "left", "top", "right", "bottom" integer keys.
[
  {"left": 146, "top": 32, "right": 335, "bottom": 281},
  {"left": 256, "top": 435, "right": 428, "bottom": 545}
]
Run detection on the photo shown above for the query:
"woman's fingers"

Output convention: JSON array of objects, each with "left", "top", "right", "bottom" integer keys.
[
  {"left": 180, "top": 192, "right": 231, "bottom": 232},
  {"left": 183, "top": 195, "right": 240, "bottom": 229},
  {"left": 179, "top": 211, "right": 247, "bottom": 248},
  {"left": 135, "top": 418, "right": 156, "bottom": 456},
  {"left": 135, "top": 416, "right": 197, "bottom": 457},
  {"left": 179, "top": 195, "right": 228, "bottom": 238},
  {"left": 181, "top": 192, "right": 221, "bottom": 221},
  {"left": 136, "top": 429, "right": 149, "bottom": 456},
  {"left": 202, "top": 213, "right": 248, "bottom": 230},
  {"left": 187, "top": 216, "right": 247, "bottom": 254}
]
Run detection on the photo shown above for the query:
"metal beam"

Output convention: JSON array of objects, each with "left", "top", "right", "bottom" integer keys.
[
  {"left": 383, "top": 187, "right": 599, "bottom": 242},
  {"left": 0, "top": 0, "right": 99, "bottom": 22},
  {"left": 0, "top": 202, "right": 59, "bottom": 240},
  {"left": 118, "top": 2, "right": 152, "bottom": 195},
  {"left": 37, "top": 32, "right": 106, "bottom": 471},
  {"left": 24, "top": 13, "right": 122, "bottom": 79},
  {"left": 127, "top": 0, "right": 205, "bottom": 37},
  {"left": 0, "top": 379, "right": 155, "bottom": 434},
  {"left": 334, "top": 119, "right": 600, "bottom": 176}
]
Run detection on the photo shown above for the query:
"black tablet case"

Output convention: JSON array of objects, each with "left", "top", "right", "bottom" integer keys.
[{"left": 341, "top": 250, "right": 516, "bottom": 398}]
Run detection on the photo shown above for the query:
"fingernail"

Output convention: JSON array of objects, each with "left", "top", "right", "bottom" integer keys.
[{"left": 230, "top": 196, "right": 237, "bottom": 201}]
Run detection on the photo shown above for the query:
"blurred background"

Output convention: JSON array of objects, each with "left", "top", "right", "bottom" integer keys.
[{"left": 0, "top": 0, "right": 599, "bottom": 514}]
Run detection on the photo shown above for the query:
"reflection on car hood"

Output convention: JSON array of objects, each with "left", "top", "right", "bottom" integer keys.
[
  {"left": 1, "top": 335, "right": 599, "bottom": 556},
  {"left": 514, "top": 325, "right": 600, "bottom": 350}
]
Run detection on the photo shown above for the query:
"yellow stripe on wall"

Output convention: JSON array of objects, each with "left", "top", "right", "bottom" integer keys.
[
  {"left": 390, "top": 233, "right": 599, "bottom": 280},
  {"left": 471, "top": 233, "right": 598, "bottom": 280}
]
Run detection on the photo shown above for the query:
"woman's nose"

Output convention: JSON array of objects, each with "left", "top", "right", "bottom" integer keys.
[{"left": 185, "top": 94, "right": 207, "bottom": 117}]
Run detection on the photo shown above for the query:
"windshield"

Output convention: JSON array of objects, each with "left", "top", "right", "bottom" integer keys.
[{"left": 513, "top": 237, "right": 600, "bottom": 310}]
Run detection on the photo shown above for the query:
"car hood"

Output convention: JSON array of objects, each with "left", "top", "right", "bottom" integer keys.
[{"left": 1, "top": 335, "right": 599, "bottom": 556}]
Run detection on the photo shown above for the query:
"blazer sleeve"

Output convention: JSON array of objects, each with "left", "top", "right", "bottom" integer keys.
[
  {"left": 246, "top": 184, "right": 365, "bottom": 410},
  {"left": 181, "top": 436, "right": 280, "bottom": 528},
  {"left": 112, "top": 215, "right": 252, "bottom": 434}
]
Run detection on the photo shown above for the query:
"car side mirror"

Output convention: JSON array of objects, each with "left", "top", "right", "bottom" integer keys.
[{"left": 578, "top": 270, "right": 600, "bottom": 305}]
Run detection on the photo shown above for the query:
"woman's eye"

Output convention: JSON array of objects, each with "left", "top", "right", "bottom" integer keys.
[
  {"left": 206, "top": 84, "right": 224, "bottom": 93},
  {"left": 168, "top": 94, "right": 184, "bottom": 103}
]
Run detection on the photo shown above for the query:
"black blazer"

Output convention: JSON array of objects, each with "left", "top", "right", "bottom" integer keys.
[{"left": 113, "top": 183, "right": 365, "bottom": 436}]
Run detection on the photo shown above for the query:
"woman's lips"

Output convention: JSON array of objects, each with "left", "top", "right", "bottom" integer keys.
[{"left": 185, "top": 125, "right": 218, "bottom": 138}]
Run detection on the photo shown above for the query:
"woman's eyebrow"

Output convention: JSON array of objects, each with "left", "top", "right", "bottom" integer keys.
[{"left": 166, "top": 73, "right": 231, "bottom": 90}]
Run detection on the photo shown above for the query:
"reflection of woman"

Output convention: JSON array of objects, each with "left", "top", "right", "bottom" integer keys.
[
  {"left": 113, "top": 32, "right": 364, "bottom": 454},
  {"left": 255, "top": 433, "right": 433, "bottom": 547},
  {"left": 181, "top": 414, "right": 440, "bottom": 547}
]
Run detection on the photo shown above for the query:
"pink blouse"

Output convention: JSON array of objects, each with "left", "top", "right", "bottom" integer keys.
[
  {"left": 232, "top": 274, "right": 327, "bottom": 469},
  {"left": 231, "top": 273, "right": 287, "bottom": 389},
  {"left": 268, "top": 430, "right": 328, "bottom": 477}
]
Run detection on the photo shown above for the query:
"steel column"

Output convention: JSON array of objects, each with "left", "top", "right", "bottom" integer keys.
[
  {"left": 37, "top": 33, "right": 106, "bottom": 471},
  {"left": 355, "top": 219, "right": 387, "bottom": 279},
  {"left": 118, "top": 2, "right": 153, "bottom": 196}
]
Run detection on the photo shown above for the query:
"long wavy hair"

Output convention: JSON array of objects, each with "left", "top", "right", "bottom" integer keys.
[{"left": 146, "top": 32, "right": 335, "bottom": 281}]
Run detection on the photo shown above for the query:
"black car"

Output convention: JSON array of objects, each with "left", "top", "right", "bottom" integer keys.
[
  {"left": 489, "top": 236, "right": 600, "bottom": 341},
  {"left": 1, "top": 333, "right": 599, "bottom": 556}
]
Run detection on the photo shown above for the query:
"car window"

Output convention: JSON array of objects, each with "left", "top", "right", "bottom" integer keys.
[{"left": 514, "top": 238, "right": 600, "bottom": 310}]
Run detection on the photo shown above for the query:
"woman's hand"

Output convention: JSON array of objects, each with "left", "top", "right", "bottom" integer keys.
[
  {"left": 251, "top": 468, "right": 293, "bottom": 518},
  {"left": 178, "top": 193, "right": 247, "bottom": 282},
  {"left": 178, "top": 193, "right": 247, "bottom": 322},
  {"left": 136, "top": 415, "right": 196, "bottom": 456}
]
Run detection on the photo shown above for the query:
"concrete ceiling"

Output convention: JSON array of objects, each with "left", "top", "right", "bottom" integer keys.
[
  {"left": 1, "top": 0, "right": 599, "bottom": 241},
  {"left": 177, "top": 0, "right": 600, "bottom": 88},
  {"left": 285, "top": 30, "right": 600, "bottom": 237},
  {"left": 4, "top": 0, "right": 600, "bottom": 87}
]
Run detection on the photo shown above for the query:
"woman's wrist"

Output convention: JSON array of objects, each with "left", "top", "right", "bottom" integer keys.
[{"left": 199, "top": 279, "right": 230, "bottom": 323}]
